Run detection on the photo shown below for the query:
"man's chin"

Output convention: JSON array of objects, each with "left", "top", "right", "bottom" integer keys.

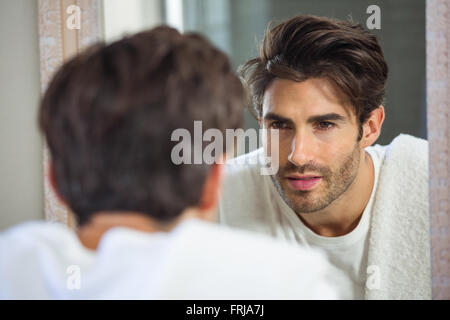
[
  {"left": 288, "top": 199, "right": 329, "bottom": 214},
  {"left": 280, "top": 185, "right": 329, "bottom": 213}
]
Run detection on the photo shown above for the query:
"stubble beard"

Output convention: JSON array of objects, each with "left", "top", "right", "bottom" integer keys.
[{"left": 271, "top": 142, "right": 361, "bottom": 214}]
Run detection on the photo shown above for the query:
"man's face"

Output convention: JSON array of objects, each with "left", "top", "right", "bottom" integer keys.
[{"left": 261, "top": 78, "right": 362, "bottom": 214}]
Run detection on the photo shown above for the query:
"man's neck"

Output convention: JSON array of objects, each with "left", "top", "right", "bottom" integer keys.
[
  {"left": 76, "top": 212, "right": 179, "bottom": 251},
  {"left": 298, "top": 151, "right": 375, "bottom": 237}
]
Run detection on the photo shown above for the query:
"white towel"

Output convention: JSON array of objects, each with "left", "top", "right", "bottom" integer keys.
[{"left": 365, "top": 134, "right": 431, "bottom": 299}]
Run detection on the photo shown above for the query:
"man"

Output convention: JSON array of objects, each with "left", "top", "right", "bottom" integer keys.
[
  {"left": 219, "top": 15, "right": 430, "bottom": 299},
  {"left": 0, "top": 26, "right": 337, "bottom": 299}
]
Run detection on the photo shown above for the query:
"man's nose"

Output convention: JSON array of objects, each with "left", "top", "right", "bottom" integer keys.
[{"left": 288, "top": 131, "right": 315, "bottom": 166}]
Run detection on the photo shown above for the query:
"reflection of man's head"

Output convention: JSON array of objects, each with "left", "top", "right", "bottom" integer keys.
[
  {"left": 39, "top": 27, "right": 245, "bottom": 226},
  {"left": 240, "top": 15, "right": 387, "bottom": 214}
]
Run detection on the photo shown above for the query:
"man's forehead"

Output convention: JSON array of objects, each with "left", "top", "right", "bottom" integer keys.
[{"left": 262, "top": 78, "right": 355, "bottom": 121}]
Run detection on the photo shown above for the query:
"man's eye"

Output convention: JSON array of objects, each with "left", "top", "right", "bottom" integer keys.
[
  {"left": 316, "top": 121, "right": 336, "bottom": 130},
  {"left": 270, "top": 121, "right": 290, "bottom": 129}
]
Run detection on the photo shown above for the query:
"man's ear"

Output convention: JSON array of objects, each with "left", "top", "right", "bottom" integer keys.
[
  {"left": 198, "top": 163, "right": 223, "bottom": 220},
  {"left": 47, "top": 161, "right": 68, "bottom": 207},
  {"left": 360, "top": 106, "right": 385, "bottom": 148}
]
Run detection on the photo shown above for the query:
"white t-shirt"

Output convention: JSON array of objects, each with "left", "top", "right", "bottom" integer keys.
[
  {"left": 0, "top": 218, "right": 338, "bottom": 299},
  {"left": 219, "top": 144, "right": 386, "bottom": 300}
]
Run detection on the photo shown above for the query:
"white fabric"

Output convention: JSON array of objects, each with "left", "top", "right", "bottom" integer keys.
[
  {"left": 278, "top": 146, "right": 383, "bottom": 299},
  {"left": 0, "top": 218, "right": 338, "bottom": 299},
  {"left": 365, "top": 134, "right": 430, "bottom": 299},
  {"left": 219, "top": 134, "right": 431, "bottom": 300}
]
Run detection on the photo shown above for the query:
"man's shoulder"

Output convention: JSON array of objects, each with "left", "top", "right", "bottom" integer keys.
[
  {"left": 367, "top": 134, "right": 427, "bottom": 180},
  {"left": 0, "top": 221, "right": 71, "bottom": 247},
  {"left": 219, "top": 148, "right": 275, "bottom": 228},
  {"left": 0, "top": 221, "right": 82, "bottom": 299},
  {"left": 224, "top": 148, "right": 264, "bottom": 176},
  {"left": 0, "top": 221, "right": 87, "bottom": 271},
  {"left": 221, "top": 148, "right": 268, "bottom": 198},
  {"left": 380, "top": 133, "right": 428, "bottom": 177},
  {"left": 172, "top": 219, "right": 326, "bottom": 268},
  {"left": 386, "top": 133, "right": 428, "bottom": 159},
  {"left": 163, "top": 219, "right": 338, "bottom": 299},
  {"left": 370, "top": 133, "right": 429, "bottom": 216}
]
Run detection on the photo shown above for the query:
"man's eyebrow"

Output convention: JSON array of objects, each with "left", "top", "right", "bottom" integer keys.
[
  {"left": 263, "top": 112, "right": 347, "bottom": 123},
  {"left": 307, "top": 113, "right": 348, "bottom": 123},
  {"left": 263, "top": 112, "right": 293, "bottom": 123}
]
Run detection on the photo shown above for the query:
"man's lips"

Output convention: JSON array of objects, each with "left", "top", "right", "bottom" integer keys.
[
  {"left": 286, "top": 175, "right": 322, "bottom": 191},
  {"left": 286, "top": 174, "right": 322, "bottom": 179}
]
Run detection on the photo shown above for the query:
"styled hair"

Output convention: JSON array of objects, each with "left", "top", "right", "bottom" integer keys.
[
  {"left": 239, "top": 15, "right": 388, "bottom": 139},
  {"left": 39, "top": 26, "right": 245, "bottom": 226}
]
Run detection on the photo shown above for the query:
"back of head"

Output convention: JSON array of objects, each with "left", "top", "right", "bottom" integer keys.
[
  {"left": 240, "top": 15, "right": 388, "bottom": 138},
  {"left": 39, "top": 26, "right": 245, "bottom": 226}
]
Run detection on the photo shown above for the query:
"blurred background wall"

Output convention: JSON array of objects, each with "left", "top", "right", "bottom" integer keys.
[{"left": 0, "top": 0, "right": 43, "bottom": 230}]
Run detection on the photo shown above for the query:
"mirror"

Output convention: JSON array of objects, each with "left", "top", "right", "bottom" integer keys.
[{"left": 103, "top": 0, "right": 426, "bottom": 147}]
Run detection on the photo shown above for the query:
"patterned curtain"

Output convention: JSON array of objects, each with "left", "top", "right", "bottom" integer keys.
[
  {"left": 38, "top": 0, "right": 103, "bottom": 228},
  {"left": 427, "top": 0, "right": 450, "bottom": 300}
]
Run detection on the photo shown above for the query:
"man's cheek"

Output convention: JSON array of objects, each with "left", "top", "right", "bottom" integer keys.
[{"left": 276, "top": 139, "right": 292, "bottom": 162}]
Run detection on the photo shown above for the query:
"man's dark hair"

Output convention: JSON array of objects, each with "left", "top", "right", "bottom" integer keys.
[
  {"left": 239, "top": 15, "right": 388, "bottom": 139},
  {"left": 39, "top": 26, "right": 244, "bottom": 226}
]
